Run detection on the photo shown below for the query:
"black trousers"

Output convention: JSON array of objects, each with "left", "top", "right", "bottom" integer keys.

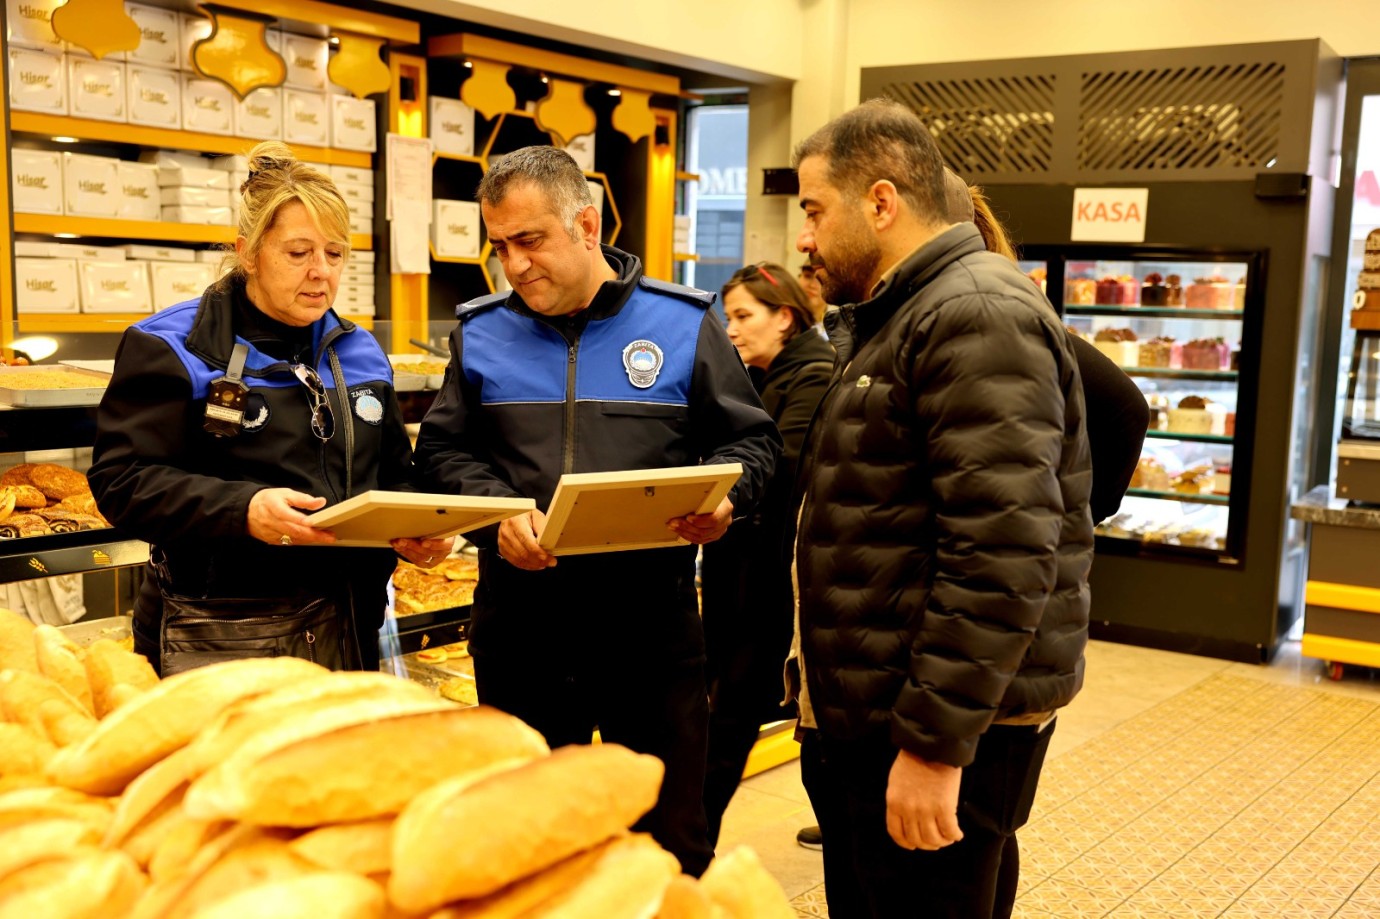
[{"left": 800, "top": 720, "right": 1055, "bottom": 919}]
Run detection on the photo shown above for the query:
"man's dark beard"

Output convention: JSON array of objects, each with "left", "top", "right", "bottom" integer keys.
[{"left": 820, "top": 245, "right": 881, "bottom": 306}]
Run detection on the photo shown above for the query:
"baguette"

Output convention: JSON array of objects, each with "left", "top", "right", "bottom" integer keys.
[
  {"left": 289, "top": 817, "right": 394, "bottom": 876},
  {"left": 698, "top": 847, "right": 796, "bottom": 919},
  {"left": 184, "top": 872, "right": 387, "bottom": 919},
  {"left": 184, "top": 671, "right": 432, "bottom": 774},
  {"left": 48, "top": 656, "right": 327, "bottom": 795},
  {"left": 430, "top": 835, "right": 678, "bottom": 919},
  {"left": 0, "top": 608, "right": 38, "bottom": 674},
  {"left": 84, "top": 639, "right": 159, "bottom": 718},
  {"left": 147, "top": 816, "right": 232, "bottom": 884},
  {"left": 654, "top": 876, "right": 721, "bottom": 919},
  {"left": 0, "top": 669, "right": 95, "bottom": 747},
  {"left": 0, "top": 722, "right": 56, "bottom": 777},
  {"left": 186, "top": 702, "right": 548, "bottom": 827},
  {"left": 32, "top": 624, "right": 93, "bottom": 715},
  {"left": 0, "top": 818, "right": 103, "bottom": 882},
  {"left": 522, "top": 833, "right": 681, "bottom": 919},
  {"left": 0, "top": 849, "right": 145, "bottom": 919},
  {"left": 105, "top": 746, "right": 197, "bottom": 848},
  {"left": 428, "top": 838, "right": 615, "bottom": 919},
  {"left": 0, "top": 786, "right": 113, "bottom": 833},
  {"left": 131, "top": 825, "right": 311, "bottom": 919},
  {"left": 390, "top": 743, "right": 664, "bottom": 911}
]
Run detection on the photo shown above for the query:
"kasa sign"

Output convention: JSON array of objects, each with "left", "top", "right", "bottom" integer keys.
[{"left": 1071, "top": 188, "right": 1149, "bottom": 243}]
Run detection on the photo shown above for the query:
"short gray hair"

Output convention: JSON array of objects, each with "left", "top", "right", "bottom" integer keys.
[{"left": 475, "top": 146, "right": 593, "bottom": 238}]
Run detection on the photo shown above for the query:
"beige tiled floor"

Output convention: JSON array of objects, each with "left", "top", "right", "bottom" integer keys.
[{"left": 716, "top": 638, "right": 1380, "bottom": 917}]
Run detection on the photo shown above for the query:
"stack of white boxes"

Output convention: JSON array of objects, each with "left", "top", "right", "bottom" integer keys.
[
  {"left": 7, "top": 0, "right": 69, "bottom": 116},
  {"left": 143, "top": 150, "right": 231, "bottom": 225},
  {"left": 332, "top": 165, "right": 374, "bottom": 239},
  {"left": 338, "top": 249, "right": 375, "bottom": 317},
  {"left": 673, "top": 215, "right": 693, "bottom": 255},
  {"left": 130, "top": 244, "right": 219, "bottom": 312},
  {"left": 15, "top": 241, "right": 152, "bottom": 315}
]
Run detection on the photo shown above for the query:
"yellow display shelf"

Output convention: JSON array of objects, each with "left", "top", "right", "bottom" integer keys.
[
  {"left": 743, "top": 721, "right": 801, "bottom": 779},
  {"left": 1301, "top": 633, "right": 1380, "bottom": 669},
  {"left": 1305, "top": 580, "right": 1380, "bottom": 615},
  {"left": 14, "top": 214, "right": 373, "bottom": 251},
  {"left": 19, "top": 312, "right": 375, "bottom": 333},
  {"left": 16, "top": 213, "right": 231, "bottom": 244},
  {"left": 11, "top": 113, "right": 372, "bottom": 168}
]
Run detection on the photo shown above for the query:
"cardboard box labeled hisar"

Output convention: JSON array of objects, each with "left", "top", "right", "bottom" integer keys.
[
  {"left": 235, "top": 87, "right": 282, "bottom": 140},
  {"left": 181, "top": 74, "right": 233, "bottom": 135},
  {"left": 78, "top": 261, "right": 154, "bottom": 313},
  {"left": 8, "top": 46, "right": 67, "bottom": 114},
  {"left": 331, "top": 95, "right": 376, "bottom": 152},
  {"left": 431, "top": 199, "right": 482, "bottom": 260},
  {"left": 179, "top": 11, "right": 213, "bottom": 72},
  {"left": 127, "top": 65, "right": 180, "bottom": 128},
  {"left": 282, "top": 33, "right": 328, "bottom": 91},
  {"left": 150, "top": 262, "right": 217, "bottom": 311},
  {"left": 63, "top": 153, "right": 121, "bottom": 218},
  {"left": 15, "top": 258, "right": 81, "bottom": 313},
  {"left": 68, "top": 57, "right": 126, "bottom": 122},
  {"left": 5, "top": 0, "right": 64, "bottom": 50},
  {"left": 126, "top": 3, "right": 179, "bottom": 69},
  {"left": 284, "top": 89, "right": 329, "bottom": 146},
  {"left": 11, "top": 149, "right": 63, "bottom": 216},
  {"left": 429, "top": 96, "right": 475, "bottom": 157},
  {"left": 117, "top": 162, "right": 161, "bottom": 222}
]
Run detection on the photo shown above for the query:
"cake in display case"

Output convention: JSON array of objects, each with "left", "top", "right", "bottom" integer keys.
[{"left": 1061, "top": 256, "right": 1252, "bottom": 557}]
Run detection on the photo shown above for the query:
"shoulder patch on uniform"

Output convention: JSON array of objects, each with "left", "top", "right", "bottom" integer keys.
[
  {"left": 638, "top": 276, "right": 716, "bottom": 308},
  {"left": 456, "top": 291, "right": 510, "bottom": 321}
]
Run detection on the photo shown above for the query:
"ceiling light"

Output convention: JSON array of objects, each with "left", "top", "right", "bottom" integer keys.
[
  {"left": 463, "top": 61, "right": 473, "bottom": 69},
  {"left": 608, "top": 89, "right": 621, "bottom": 97},
  {"left": 51, "top": 135, "right": 78, "bottom": 143},
  {"left": 54, "top": 233, "right": 79, "bottom": 238}
]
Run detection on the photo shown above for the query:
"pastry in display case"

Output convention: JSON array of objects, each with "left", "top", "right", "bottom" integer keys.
[{"left": 1059, "top": 255, "right": 1252, "bottom": 558}]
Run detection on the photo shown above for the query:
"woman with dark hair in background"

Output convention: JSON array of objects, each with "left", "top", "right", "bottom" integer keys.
[{"left": 701, "top": 262, "right": 834, "bottom": 847}]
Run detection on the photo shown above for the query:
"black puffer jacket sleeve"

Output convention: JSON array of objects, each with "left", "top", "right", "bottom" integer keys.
[
  {"left": 89, "top": 328, "right": 264, "bottom": 543},
  {"left": 890, "top": 294, "right": 1071, "bottom": 766},
  {"left": 689, "top": 312, "right": 782, "bottom": 515}
]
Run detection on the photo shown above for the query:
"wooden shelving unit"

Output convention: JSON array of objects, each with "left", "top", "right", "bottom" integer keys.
[
  {"left": 11, "top": 113, "right": 372, "bottom": 168},
  {"left": 14, "top": 214, "right": 371, "bottom": 251}
]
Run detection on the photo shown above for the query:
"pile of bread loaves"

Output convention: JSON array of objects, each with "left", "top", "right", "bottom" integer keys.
[
  {"left": 0, "top": 609, "right": 794, "bottom": 918},
  {"left": 0, "top": 463, "right": 110, "bottom": 538}
]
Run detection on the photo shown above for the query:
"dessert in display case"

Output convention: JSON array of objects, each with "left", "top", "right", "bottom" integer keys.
[
  {"left": 1336, "top": 229, "right": 1380, "bottom": 503},
  {"left": 1060, "top": 254, "right": 1257, "bottom": 559}
]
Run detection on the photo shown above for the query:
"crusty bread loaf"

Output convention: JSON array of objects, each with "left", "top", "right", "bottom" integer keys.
[
  {"left": 698, "top": 847, "right": 796, "bottom": 919},
  {"left": 145, "top": 831, "right": 315, "bottom": 919},
  {"left": 289, "top": 817, "right": 393, "bottom": 876},
  {"left": 521, "top": 834, "right": 681, "bottom": 919},
  {"left": 48, "top": 656, "right": 327, "bottom": 795},
  {"left": 105, "top": 746, "right": 197, "bottom": 849},
  {"left": 0, "top": 849, "right": 145, "bottom": 919},
  {"left": 147, "top": 816, "right": 232, "bottom": 884},
  {"left": 0, "top": 818, "right": 103, "bottom": 882},
  {"left": 186, "top": 701, "right": 548, "bottom": 827},
  {"left": 389, "top": 743, "right": 665, "bottom": 911},
  {"left": 184, "top": 671, "right": 432, "bottom": 774},
  {"left": 0, "top": 723, "right": 56, "bottom": 778},
  {"left": 428, "top": 838, "right": 616, "bottom": 919},
  {"left": 0, "top": 608, "right": 39, "bottom": 673},
  {"left": 0, "top": 786, "right": 113, "bottom": 833},
  {"left": 0, "top": 670, "right": 96, "bottom": 747},
  {"left": 654, "top": 875, "right": 721, "bottom": 919},
  {"left": 184, "top": 871, "right": 387, "bottom": 919},
  {"left": 84, "top": 639, "right": 159, "bottom": 718},
  {"left": 32, "top": 624, "right": 93, "bottom": 715}
]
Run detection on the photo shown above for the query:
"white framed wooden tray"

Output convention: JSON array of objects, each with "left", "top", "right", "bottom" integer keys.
[
  {"left": 306, "top": 490, "right": 535, "bottom": 547},
  {"left": 538, "top": 463, "right": 742, "bottom": 557}
]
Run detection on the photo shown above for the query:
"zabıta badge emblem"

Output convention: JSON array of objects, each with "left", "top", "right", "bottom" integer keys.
[{"left": 622, "top": 340, "right": 664, "bottom": 389}]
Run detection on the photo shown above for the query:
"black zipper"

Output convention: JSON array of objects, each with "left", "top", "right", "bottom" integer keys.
[{"left": 563, "top": 338, "right": 580, "bottom": 475}]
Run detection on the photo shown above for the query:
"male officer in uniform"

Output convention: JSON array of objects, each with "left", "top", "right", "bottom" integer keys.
[{"left": 414, "top": 146, "right": 781, "bottom": 875}]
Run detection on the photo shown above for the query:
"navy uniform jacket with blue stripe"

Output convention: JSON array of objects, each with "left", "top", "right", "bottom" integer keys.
[
  {"left": 88, "top": 274, "right": 413, "bottom": 620},
  {"left": 414, "top": 248, "right": 780, "bottom": 643}
]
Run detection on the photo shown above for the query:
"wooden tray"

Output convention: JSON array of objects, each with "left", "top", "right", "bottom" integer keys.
[
  {"left": 538, "top": 464, "right": 742, "bottom": 557},
  {"left": 306, "top": 490, "right": 534, "bottom": 547},
  {"left": 0, "top": 365, "right": 111, "bottom": 407}
]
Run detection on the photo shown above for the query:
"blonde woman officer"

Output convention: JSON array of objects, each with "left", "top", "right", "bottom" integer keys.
[{"left": 90, "top": 142, "right": 449, "bottom": 675}]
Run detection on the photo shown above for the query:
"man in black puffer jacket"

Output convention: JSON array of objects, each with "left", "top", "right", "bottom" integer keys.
[{"left": 788, "top": 100, "right": 1095, "bottom": 918}]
